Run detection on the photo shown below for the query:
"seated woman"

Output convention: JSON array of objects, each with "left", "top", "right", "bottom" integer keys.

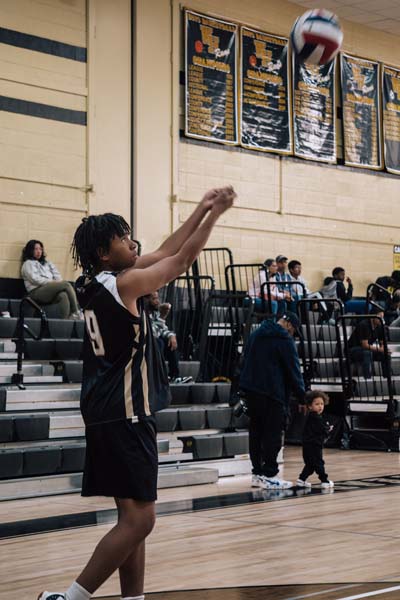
[
  {"left": 248, "top": 258, "right": 291, "bottom": 313},
  {"left": 21, "top": 239, "right": 80, "bottom": 319}
]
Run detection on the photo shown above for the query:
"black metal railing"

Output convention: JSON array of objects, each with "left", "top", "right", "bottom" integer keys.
[
  {"left": 260, "top": 280, "right": 307, "bottom": 315},
  {"left": 198, "top": 293, "right": 254, "bottom": 382},
  {"left": 366, "top": 282, "right": 391, "bottom": 312},
  {"left": 225, "top": 263, "right": 267, "bottom": 296},
  {"left": 162, "top": 275, "right": 215, "bottom": 360},
  {"left": 12, "top": 297, "right": 47, "bottom": 388},
  {"left": 337, "top": 314, "right": 395, "bottom": 416},
  {"left": 190, "top": 247, "right": 233, "bottom": 291},
  {"left": 296, "top": 298, "right": 345, "bottom": 390}
]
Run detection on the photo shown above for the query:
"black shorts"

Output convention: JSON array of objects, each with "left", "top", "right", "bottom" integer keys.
[{"left": 82, "top": 417, "right": 158, "bottom": 501}]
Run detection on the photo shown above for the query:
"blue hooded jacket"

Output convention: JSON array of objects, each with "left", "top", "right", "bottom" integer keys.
[{"left": 239, "top": 319, "right": 305, "bottom": 406}]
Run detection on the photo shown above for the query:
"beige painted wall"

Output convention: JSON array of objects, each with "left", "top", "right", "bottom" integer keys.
[
  {"left": 0, "top": 0, "right": 88, "bottom": 280},
  {"left": 1, "top": 0, "right": 400, "bottom": 295},
  {"left": 0, "top": 0, "right": 132, "bottom": 281},
  {"left": 172, "top": 0, "right": 400, "bottom": 294}
]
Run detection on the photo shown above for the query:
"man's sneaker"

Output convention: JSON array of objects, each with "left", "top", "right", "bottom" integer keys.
[
  {"left": 296, "top": 478, "right": 312, "bottom": 488},
  {"left": 251, "top": 474, "right": 263, "bottom": 487},
  {"left": 259, "top": 476, "right": 293, "bottom": 489},
  {"left": 170, "top": 376, "right": 193, "bottom": 384},
  {"left": 320, "top": 480, "right": 334, "bottom": 488},
  {"left": 37, "top": 593, "right": 66, "bottom": 600}
]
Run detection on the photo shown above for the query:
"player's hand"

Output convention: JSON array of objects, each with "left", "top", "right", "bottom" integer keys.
[
  {"left": 168, "top": 335, "right": 178, "bottom": 351},
  {"left": 211, "top": 186, "right": 236, "bottom": 215},
  {"left": 346, "top": 276, "right": 352, "bottom": 285},
  {"left": 200, "top": 188, "right": 219, "bottom": 211}
]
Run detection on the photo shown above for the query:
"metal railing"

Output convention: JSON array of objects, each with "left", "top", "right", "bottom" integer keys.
[
  {"left": 225, "top": 263, "right": 267, "bottom": 296},
  {"left": 12, "top": 297, "right": 47, "bottom": 389},
  {"left": 337, "top": 314, "right": 395, "bottom": 417},
  {"left": 198, "top": 293, "right": 254, "bottom": 382},
  {"left": 190, "top": 247, "right": 233, "bottom": 291},
  {"left": 366, "top": 282, "right": 392, "bottom": 312},
  {"left": 260, "top": 280, "right": 307, "bottom": 314},
  {"left": 296, "top": 298, "right": 345, "bottom": 391},
  {"left": 162, "top": 275, "right": 215, "bottom": 360}
]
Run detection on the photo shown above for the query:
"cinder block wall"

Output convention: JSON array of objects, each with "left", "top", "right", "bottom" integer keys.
[{"left": 1, "top": 0, "right": 399, "bottom": 296}]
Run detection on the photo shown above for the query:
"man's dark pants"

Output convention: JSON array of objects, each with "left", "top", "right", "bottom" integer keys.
[
  {"left": 157, "top": 338, "right": 180, "bottom": 379},
  {"left": 246, "top": 393, "right": 286, "bottom": 478},
  {"left": 299, "top": 443, "right": 328, "bottom": 483}
]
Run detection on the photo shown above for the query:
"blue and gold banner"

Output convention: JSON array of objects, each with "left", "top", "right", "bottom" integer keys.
[
  {"left": 341, "top": 54, "right": 382, "bottom": 169},
  {"left": 293, "top": 57, "right": 336, "bottom": 163},
  {"left": 240, "top": 27, "right": 291, "bottom": 153},
  {"left": 185, "top": 10, "right": 238, "bottom": 144}
]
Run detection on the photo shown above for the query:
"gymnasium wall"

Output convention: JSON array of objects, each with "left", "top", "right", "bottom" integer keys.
[
  {"left": 170, "top": 0, "right": 400, "bottom": 293},
  {"left": 1, "top": 0, "right": 400, "bottom": 295},
  {"left": 0, "top": 0, "right": 131, "bottom": 280}
]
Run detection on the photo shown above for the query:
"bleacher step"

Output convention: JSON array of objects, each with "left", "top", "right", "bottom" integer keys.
[
  {"left": 0, "top": 364, "right": 54, "bottom": 377},
  {"left": 0, "top": 465, "right": 219, "bottom": 500},
  {"left": 0, "top": 375, "right": 63, "bottom": 384},
  {"left": 0, "top": 385, "right": 81, "bottom": 411}
]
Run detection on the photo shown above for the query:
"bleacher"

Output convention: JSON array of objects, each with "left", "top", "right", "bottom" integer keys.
[
  {"left": 0, "top": 269, "right": 253, "bottom": 501},
  {"left": 1, "top": 250, "right": 399, "bottom": 500}
]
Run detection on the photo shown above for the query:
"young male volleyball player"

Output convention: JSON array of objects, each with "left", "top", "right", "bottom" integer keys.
[{"left": 38, "top": 185, "right": 236, "bottom": 600}]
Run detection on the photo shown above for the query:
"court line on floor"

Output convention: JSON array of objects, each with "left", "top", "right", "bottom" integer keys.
[
  {"left": 2, "top": 474, "right": 400, "bottom": 539},
  {"left": 284, "top": 583, "right": 360, "bottom": 600},
  {"left": 336, "top": 584, "right": 400, "bottom": 599}
]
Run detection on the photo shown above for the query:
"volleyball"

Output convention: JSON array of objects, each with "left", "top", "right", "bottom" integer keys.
[{"left": 290, "top": 9, "right": 343, "bottom": 65}]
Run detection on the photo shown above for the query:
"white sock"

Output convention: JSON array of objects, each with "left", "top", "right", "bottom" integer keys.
[
  {"left": 121, "top": 596, "right": 145, "bottom": 600},
  {"left": 66, "top": 581, "right": 91, "bottom": 600}
]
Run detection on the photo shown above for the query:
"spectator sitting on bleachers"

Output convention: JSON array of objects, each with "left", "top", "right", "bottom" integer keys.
[
  {"left": 248, "top": 258, "right": 291, "bottom": 313},
  {"left": 374, "top": 271, "right": 400, "bottom": 308},
  {"left": 145, "top": 291, "right": 192, "bottom": 384},
  {"left": 288, "top": 260, "right": 310, "bottom": 301},
  {"left": 348, "top": 305, "right": 390, "bottom": 379},
  {"left": 332, "top": 266, "right": 353, "bottom": 304},
  {"left": 21, "top": 239, "right": 80, "bottom": 319},
  {"left": 385, "top": 290, "right": 400, "bottom": 326}
]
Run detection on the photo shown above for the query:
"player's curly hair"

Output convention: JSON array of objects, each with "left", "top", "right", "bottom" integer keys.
[{"left": 71, "top": 213, "right": 131, "bottom": 276}]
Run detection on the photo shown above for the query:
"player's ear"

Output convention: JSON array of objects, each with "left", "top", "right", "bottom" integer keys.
[{"left": 97, "top": 246, "right": 110, "bottom": 263}]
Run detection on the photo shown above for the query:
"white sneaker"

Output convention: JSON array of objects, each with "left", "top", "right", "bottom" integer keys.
[
  {"left": 37, "top": 593, "right": 66, "bottom": 600},
  {"left": 251, "top": 474, "right": 263, "bottom": 487},
  {"left": 296, "top": 478, "right": 312, "bottom": 488},
  {"left": 259, "top": 476, "right": 293, "bottom": 489},
  {"left": 320, "top": 480, "right": 334, "bottom": 488}
]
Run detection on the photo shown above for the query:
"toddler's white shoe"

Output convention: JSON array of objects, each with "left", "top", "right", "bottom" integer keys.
[
  {"left": 37, "top": 593, "right": 66, "bottom": 600},
  {"left": 296, "top": 478, "right": 312, "bottom": 488},
  {"left": 320, "top": 480, "right": 334, "bottom": 488}
]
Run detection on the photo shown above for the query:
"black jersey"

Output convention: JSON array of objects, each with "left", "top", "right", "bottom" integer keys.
[{"left": 76, "top": 272, "right": 170, "bottom": 426}]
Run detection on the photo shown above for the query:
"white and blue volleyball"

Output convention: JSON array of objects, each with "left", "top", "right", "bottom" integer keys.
[{"left": 290, "top": 9, "right": 343, "bottom": 65}]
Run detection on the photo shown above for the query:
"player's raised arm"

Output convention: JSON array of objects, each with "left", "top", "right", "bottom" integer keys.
[
  {"left": 117, "top": 186, "right": 235, "bottom": 312},
  {"left": 133, "top": 187, "right": 226, "bottom": 269}
]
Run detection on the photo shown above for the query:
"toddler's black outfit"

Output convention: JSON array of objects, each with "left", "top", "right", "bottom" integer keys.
[{"left": 299, "top": 412, "right": 330, "bottom": 483}]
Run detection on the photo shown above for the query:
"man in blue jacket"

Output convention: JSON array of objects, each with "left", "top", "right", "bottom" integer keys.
[{"left": 240, "top": 312, "right": 305, "bottom": 489}]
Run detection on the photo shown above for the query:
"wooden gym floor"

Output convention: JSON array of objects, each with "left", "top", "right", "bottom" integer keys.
[{"left": 1, "top": 447, "right": 400, "bottom": 600}]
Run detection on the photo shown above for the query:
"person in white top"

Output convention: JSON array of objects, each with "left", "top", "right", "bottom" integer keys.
[
  {"left": 248, "top": 259, "right": 291, "bottom": 312},
  {"left": 21, "top": 239, "right": 80, "bottom": 318}
]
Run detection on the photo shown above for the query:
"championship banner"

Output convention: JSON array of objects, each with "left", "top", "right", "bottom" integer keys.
[
  {"left": 341, "top": 54, "right": 382, "bottom": 169},
  {"left": 185, "top": 10, "right": 238, "bottom": 144},
  {"left": 240, "top": 27, "right": 292, "bottom": 153},
  {"left": 383, "top": 66, "right": 400, "bottom": 175},
  {"left": 292, "top": 57, "right": 336, "bottom": 163}
]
